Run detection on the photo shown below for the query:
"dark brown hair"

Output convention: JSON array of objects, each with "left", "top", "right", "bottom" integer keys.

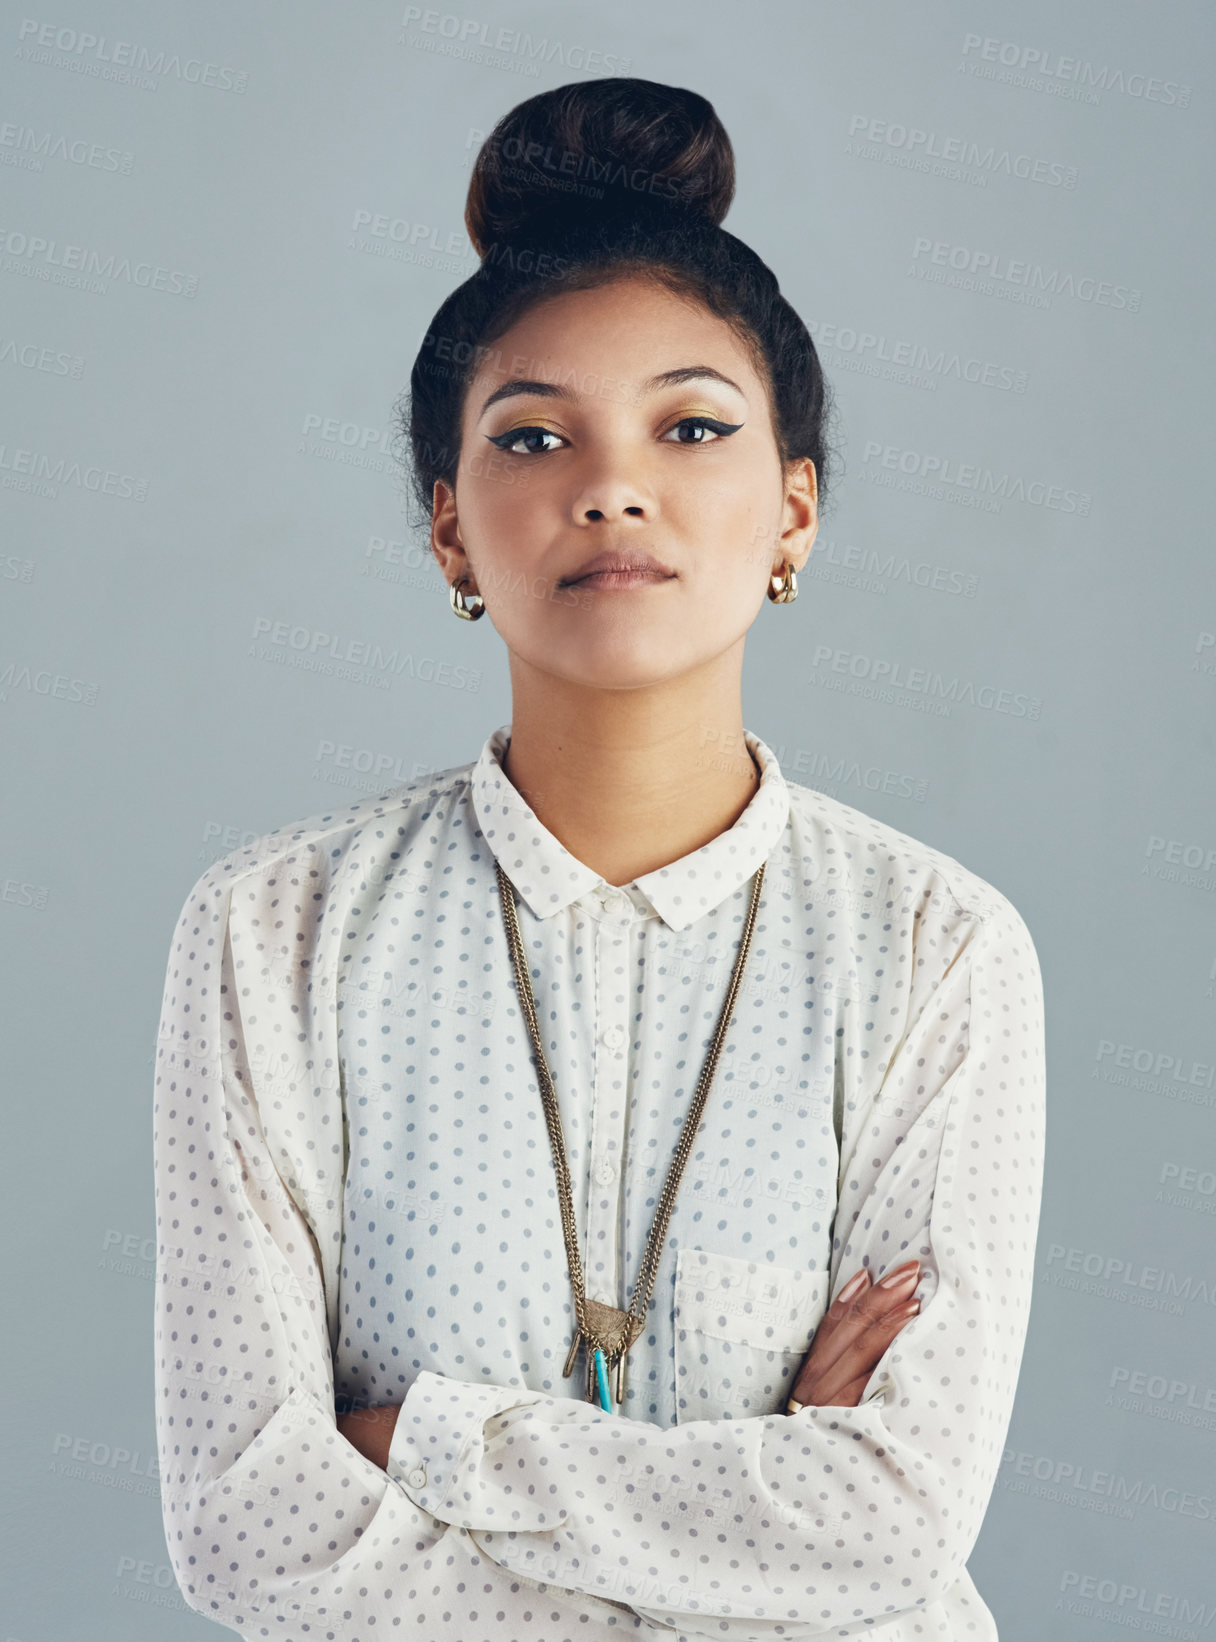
[{"left": 394, "top": 77, "right": 837, "bottom": 529}]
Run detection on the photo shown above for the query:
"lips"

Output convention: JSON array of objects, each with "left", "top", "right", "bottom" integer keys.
[{"left": 561, "top": 550, "right": 674, "bottom": 585}]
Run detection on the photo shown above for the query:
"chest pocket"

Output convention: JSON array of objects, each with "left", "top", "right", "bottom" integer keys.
[{"left": 673, "top": 1246, "right": 828, "bottom": 1423}]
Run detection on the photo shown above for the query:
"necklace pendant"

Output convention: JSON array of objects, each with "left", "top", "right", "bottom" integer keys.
[
  {"left": 578, "top": 1299, "right": 644, "bottom": 1409},
  {"left": 591, "top": 1346, "right": 613, "bottom": 1410},
  {"left": 562, "top": 1326, "right": 582, "bottom": 1381},
  {"left": 582, "top": 1298, "right": 642, "bottom": 1360},
  {"left": 581, "top": 1341, "right": 611, "bottom": 1407}
]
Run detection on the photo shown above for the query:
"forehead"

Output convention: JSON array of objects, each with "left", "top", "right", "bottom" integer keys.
[{"left": 463, "top": 276, "right": 761, "bottom": 416}]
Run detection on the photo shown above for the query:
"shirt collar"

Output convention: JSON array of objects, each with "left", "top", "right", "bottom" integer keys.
[{"left": 469, "top": 723, "right": 791, "bottom": 932}]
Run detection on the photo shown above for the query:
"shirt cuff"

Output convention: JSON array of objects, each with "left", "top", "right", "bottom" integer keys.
[{"left": 386, "top": 1369, "right": 571, "bottom": 1532}]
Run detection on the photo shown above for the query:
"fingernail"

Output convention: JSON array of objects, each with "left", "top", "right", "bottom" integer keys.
[
  {"left": 837, "top": 1269, "right": 869, "bottom": 1304},
  {"left": 878, "top": 1262, "right": 920, "bottom": 1289}
]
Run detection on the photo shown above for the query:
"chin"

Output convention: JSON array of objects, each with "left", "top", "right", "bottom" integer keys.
[{"left": 521, "top": 634, "right": 688, "bottom": 691}]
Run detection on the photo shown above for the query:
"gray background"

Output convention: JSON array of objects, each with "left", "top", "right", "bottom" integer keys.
[{"left": 3, "top": 1, "right": 1214, "bottom": 1636}]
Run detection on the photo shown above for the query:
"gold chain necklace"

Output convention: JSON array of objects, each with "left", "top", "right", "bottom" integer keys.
[{"left": 494, "top": 854, "right": 766, "bottom": 1411}]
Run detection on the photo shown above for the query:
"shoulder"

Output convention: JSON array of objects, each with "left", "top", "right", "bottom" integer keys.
[
  {"left": 782, "top": 775, "right": 1038, "bottom": 957},
  {"left": 177, "top": 753, "right": 479, "bottom": 914}
]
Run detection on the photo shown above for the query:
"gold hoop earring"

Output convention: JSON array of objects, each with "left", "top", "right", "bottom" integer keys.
[
  {"left": 449, "top": 574, "right": 486, "bottom": 621},
  {"left": 767, "top": 562, "right": 798, "bottom": 604}
]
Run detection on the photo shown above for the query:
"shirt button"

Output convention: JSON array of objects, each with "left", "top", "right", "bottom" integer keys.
[
  {"left": 601, "top": 1025, "right": 626, "bottom": 1052},
  {"left": 595, "top": 1160, "right": 616, "bottom": 1185},
  {"left": 407, "top": 1463, "right": 427, "bottom": 1489}
]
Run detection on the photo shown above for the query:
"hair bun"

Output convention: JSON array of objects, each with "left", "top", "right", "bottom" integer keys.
[{"left": 465, "top": 76, "right": 735, "bottom": 257}]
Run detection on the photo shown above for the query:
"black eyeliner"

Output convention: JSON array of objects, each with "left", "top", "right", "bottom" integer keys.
[{"left": 485, "top": 416, "right": 745, "bottom": 453}]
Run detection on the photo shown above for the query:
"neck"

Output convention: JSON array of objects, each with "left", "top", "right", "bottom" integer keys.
[{"left": 500, "top": 650, "right": 761, "bottom": 888}]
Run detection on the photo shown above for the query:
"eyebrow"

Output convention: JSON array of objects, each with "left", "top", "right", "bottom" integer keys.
[{"left": 476, "top": 365, "right": 746, "bottom": 421}]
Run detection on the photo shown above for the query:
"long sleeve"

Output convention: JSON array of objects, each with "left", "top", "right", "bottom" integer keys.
[
  {"left": 152, "top": 863, "right": 648, "bottom": 1640},
  {"left": 384, "top": 893, "right": 1047, "bottom": 1640}
]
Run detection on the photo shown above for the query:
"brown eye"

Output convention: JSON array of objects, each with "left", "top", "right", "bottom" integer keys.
[
  {"left": 661, "top": 416, "right": 744, "bottom": 443},
  {"left": 486, "top": 426, "right": 565, "bottom": 456}
]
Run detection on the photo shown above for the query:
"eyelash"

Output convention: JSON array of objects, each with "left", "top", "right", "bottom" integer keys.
[{"left": 486, "top": 415, "right": 744, "bottom": 457}]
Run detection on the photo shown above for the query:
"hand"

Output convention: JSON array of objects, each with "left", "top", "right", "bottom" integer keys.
[
  {"left": 335, "top": 1403, "right": 399, "bottom": 1470},
  {"left": 787, "top": 1260, "right": 922, "bottom": 1410}
]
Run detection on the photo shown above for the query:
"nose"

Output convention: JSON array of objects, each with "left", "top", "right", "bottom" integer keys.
[
  {"left": 569, "top": 457, "right": 654, "bottom": 525},
  {"left": 583, "top": 501, "right": 645, "bottom": 521}
]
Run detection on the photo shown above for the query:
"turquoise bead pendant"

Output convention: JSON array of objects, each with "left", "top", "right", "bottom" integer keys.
[{"left": 592, "top": 1346, "right": 613, "bottom": 1411}]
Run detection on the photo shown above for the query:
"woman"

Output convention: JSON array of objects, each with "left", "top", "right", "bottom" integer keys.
[{"left": 153, "top": 79, "right": 1045, "bottom": 1641}]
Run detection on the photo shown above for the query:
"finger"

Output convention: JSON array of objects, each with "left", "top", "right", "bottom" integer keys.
[
  {"left": 806, "top": 1297, "right": 920, "bottom": 1401},
  {"left": 806, "top": 1263, "right": 921, "bottom": 1376},
  {"left": 827, "top": 1370, "right": 871, "bottom": 1407},
  {"left": 816, "top": 1262, "right": 920, "bottom": 1341},
  {"left": 792, "top": 1369, "right": 869, "bottom": 1409},
  {"left": 807, "top": 1267, "right": 871, "bottom": 1346},
  {"left": 808, "top": 1268, "right": 880, "bottom": 1356},
  {"left": 786, "top": 1366, "right": 873, "bottom": 1411},
  {"left": 846, "top": 1267, "right": 922, "bottom": 1329},
  {"left": 790, "top": 1298, "right": 919, "bottom": 1405},
  {"left": 796, "top": 1333, "right": 906, "bottom": 1408},
  {"left": 807, "top": 1313, "right": 912, "bottom": 1405}
]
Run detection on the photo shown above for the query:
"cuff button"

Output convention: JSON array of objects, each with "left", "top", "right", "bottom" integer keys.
[{"left": 407, "top": 1464, "right": 427, "bottom": 1489}]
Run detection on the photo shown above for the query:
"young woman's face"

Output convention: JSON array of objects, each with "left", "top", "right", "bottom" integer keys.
[{"left": 432, "top": 273, "right": 817, "bottom": 692}]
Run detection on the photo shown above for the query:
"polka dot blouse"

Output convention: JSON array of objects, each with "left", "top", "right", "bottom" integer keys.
[{"left": 152, "top": 722, "right": 1046, "bottom": 1640}]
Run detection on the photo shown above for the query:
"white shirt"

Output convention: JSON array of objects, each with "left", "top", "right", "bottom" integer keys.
[{"left": 153, "top": 722, "right": 1046, "bottom": 1641}]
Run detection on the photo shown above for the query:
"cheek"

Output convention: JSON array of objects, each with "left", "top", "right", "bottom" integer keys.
[
  {"left": 698, "top": 505, "right": 779, "bottom": 590},
  {"left": 462, "top": 447, "right": 533, "bottom": 494},
  {"left": 679, "top": 464, "right": 778, "bottom": 561},
  {"left": 460, "top": 460, "right": 540, "bottom": 534}
]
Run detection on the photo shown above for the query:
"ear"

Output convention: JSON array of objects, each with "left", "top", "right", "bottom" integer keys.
[
  {"left": 430, "top": 477, "right": 475, "bottom": 588},
  {"left": 775, "top": 457, "right": 818, "bottom": 577}
]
